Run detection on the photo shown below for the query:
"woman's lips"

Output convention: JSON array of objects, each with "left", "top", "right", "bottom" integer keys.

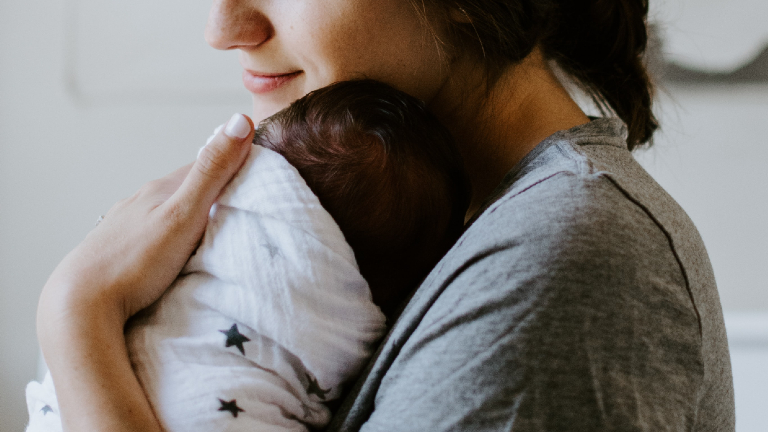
[{"left": 242, "top": 70, "right": 301, "bottom": 94}]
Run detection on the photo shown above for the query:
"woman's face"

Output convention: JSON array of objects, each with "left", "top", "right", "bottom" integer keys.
[{"left": 206, "top": 0, "right": 452, "bottom": 122}]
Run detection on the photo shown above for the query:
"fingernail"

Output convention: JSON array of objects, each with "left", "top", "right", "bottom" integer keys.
[{"left": 224, "top": 113, "right": 251, "bottom": 139}]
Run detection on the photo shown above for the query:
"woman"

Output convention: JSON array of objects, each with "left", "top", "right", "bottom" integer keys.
[{"left": 36, "top": 0, "right": 734, "bottom": 430}]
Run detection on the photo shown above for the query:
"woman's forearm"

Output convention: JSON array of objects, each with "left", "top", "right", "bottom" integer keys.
[{"left": 38, "top": 287, "right": 162, "bottom": 432}]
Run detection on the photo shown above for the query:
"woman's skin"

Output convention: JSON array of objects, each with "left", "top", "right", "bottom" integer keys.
[
  {"left": 37, "top": 0, "right": 589, "bottom": 430},
  {"left": 206, "top": 0, "right": 589, "bottom": 214}
]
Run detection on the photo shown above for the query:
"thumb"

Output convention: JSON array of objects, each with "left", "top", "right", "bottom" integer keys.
[{"left": 171, "top": 113, "right": 253, "bottom": 213}]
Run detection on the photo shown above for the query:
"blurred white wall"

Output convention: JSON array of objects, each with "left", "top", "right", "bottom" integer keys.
[
  {"left": 0, "top": 0, "right": 766, "bottom": 431},
  {"left": 0, "top": 0, "right": 249, "bottom": 430}
]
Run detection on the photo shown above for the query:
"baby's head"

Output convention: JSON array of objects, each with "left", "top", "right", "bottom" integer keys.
[{"left": 253, "top": 80, "right": 469, "bottom": 314}]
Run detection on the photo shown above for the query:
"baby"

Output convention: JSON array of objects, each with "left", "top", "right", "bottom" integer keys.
[{"left": 25, "top": 79, "right": 468, "bottom": 432}]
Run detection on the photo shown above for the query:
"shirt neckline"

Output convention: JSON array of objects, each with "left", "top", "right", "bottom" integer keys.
[{"left": 464, "top": 117, "right": 627, "bottom": 227}]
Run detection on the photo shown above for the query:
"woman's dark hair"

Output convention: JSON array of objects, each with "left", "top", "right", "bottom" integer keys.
[{"left": 414, "top": 0, "right": 658, "bottom": 149}]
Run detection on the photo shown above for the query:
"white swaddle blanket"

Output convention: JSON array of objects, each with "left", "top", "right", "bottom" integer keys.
[{"left": 26, "top": 145, "right": 387, "bottom": 431}]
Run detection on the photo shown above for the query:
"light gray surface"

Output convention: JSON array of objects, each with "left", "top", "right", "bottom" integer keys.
[
  {"left": 329, "top": 119, "right": 734, "bottom": 431},
  {"left": 64, "top": 0, "right": 243, "bottom": 103},
  {"left": 725, "top": 312, "right": 768, "bottom": 431}
]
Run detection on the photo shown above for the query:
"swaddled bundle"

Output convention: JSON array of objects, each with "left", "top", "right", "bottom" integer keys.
[
  {"left": 27, "top": 145, "right": 387, "bottom": 432},
  {"left": 127, "top": 145, "right": 388, "bottom": 430},
  {"left": 26, "top": 80, "right": 469, "bottom": 432}
]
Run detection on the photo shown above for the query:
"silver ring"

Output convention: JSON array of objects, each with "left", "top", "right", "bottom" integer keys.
[{"left": 95, "top": 215, "right": 105, "bottom": 226}]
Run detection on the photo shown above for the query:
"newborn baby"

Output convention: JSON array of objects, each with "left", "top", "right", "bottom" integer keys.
[{"left": 25, "top": 79, "right": 468, "bottom": 432}]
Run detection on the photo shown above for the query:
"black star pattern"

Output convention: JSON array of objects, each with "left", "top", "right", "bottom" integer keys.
[
  {"left": 261, "top": 242, "right": 281, "bottom": 259},
  {"left": 40, "top": 405, "right": 53, "bottom": 416},
  {"left": 305, "top": 373, "right": 331, "bottom": 400},
  {"left": 218, "top": 398, "right": 245, "bottom": 418},
  {"left": 219, "top": 324, "right": 250, "bottom": 355}
]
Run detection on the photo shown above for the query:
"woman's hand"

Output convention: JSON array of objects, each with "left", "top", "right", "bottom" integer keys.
[{"left": 36, "top": 113, "right": 254, "bottom": 432}]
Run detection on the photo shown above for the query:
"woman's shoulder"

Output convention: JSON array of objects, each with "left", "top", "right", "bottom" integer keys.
[
  {"left": 462, "top": 118, "right": 688, "bottom": 266},
  {"left": 438, "top": 127, "right": 696, "bottom": 318},
  {"left": 394, "top": 119, "right": 703, "bottom": 349},
  {"left": 328, "top": 119, "right": 733, "bottom": 432},
  {"left": 445, "top": 117, "right": 715, "bottom": 332},
  {"left": 336, "top": 138, "right": 709, "bottom": 430}
]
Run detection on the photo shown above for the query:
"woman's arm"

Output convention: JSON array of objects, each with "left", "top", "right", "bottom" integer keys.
[{"left": 36, "top": 114, "right": 255, "bottom": 431}]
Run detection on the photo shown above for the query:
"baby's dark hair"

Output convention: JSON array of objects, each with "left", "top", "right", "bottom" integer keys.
[{"left": 253, "top": 80, "right": 469, "bottom": 310}]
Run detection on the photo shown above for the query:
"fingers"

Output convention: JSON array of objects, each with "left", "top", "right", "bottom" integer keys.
[
  {"left": 165, "top": 163, "right": 195, "bottom": 186},
  {"left": 146, "top": 163, "right": 195, "bottom": 198},
  {"left": 170, "top": 113, "right": 253, "bottom": 216}
]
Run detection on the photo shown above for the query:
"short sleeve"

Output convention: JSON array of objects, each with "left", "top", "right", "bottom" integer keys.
[{"left": 360, "top": 174, "right": 704, "bottom": 432}]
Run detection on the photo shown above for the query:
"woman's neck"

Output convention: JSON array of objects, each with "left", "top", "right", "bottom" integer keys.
[{"left": 429, "top": 48, "right": 590, "bottom": 219}]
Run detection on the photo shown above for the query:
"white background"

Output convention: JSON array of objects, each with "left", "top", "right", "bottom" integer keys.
[{"left": 1, "top": 0, "right": 766, "bottom": 430}]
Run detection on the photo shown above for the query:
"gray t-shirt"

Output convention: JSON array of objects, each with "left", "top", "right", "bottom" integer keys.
[{"left": 326, "top": 118, "right": 735, "bottom": 431}]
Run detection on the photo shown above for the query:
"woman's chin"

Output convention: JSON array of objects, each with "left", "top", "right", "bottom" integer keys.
[
  {"left": 250, "top": 91, "right": 307, "bottom": 124},
  {"left": 251, "top": 99, "right": 285, "bottom": 124}
]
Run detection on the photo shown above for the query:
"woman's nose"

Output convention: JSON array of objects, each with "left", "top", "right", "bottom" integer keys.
[{"left": 205, "top": 0, "right": 273, "bottom": 50}]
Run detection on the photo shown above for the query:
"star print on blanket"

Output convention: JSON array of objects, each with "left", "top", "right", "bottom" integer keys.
[
  {"left": 305, "top": 373, "right": 331, "bottom": 400},
  {"left": 261, "top": 242, "right": 281, "bottom": 259},
  {"left": 220, "top": 324, "right": 251, "bottom": 355},
  {"left": 213, "top": 322, "right": 334, "bottom": 420},
  {"left": 22, "top": 146, "right": 387, "bottom": 432},
  {"left": 218, "top": 399, "right": 245, "bottom": 418}
]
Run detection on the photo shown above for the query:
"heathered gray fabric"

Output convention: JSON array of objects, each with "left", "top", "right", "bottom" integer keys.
[{"left": 325, "top": 118, "right": 735, "bottom": 432}]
